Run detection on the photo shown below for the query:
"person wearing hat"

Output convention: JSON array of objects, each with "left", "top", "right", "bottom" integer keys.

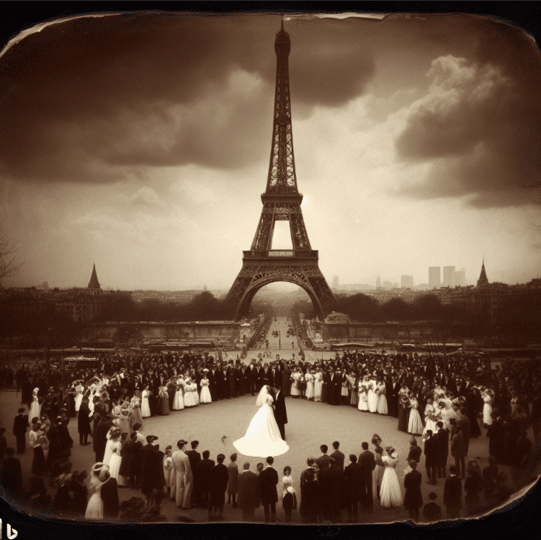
[
  {"left": 140, "top": 435, "right": 165, "bottom": 507},
  {"left": 13, "top": 407, "right": 29, "bottom": 454},
  {"left": 95, "top": 414, "right": 113, "bottom": 463}
]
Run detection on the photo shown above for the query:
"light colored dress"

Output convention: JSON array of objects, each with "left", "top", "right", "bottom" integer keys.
[
  {"left": 74, "top": 384, "right": 84, "bottom": 412},
  {"left": 368, "top": 381, "right": 378, "bottom": 413},
  {"left": 118, "top": 408, "right": 131, "bottom": 435},
  {"left": 233, "top": 394, "right": 289, "bottom": 457},
  {"left": 407, "top": 399, "right": 423, "bottom": 435},
  {"left": 305, "top": 373, "right": 315, "bottom": 400},
  {"left": 290, "top": 372, "right": 301, "bottom": 397},
  {"left": 423, "top": 404, "right": 438, "bottom": 434},
  {"left": 358, "top": 383, "right": 369, "bottom": 412},
  {"left": 103, "top": 431, "right": 115, "bottom": 466},
  {"left": 379, "top": 456, "right": 403, "bottom": 508},
  {"left": 172, "top": 379, "right": 185, "bottom": 410},
  {"left": 164, "top": 455, "right": 174, "bottom": 488},
  {"left": 85, "top": 476, "right": 104, "bottom": 519},
  {"left": 108, "top": 441, "right": 123, "bottom": 483},
  {"left": 376, "top": 384, "right": 388, "bottom": 415},
  {"left": 482, "top": 393, "right": 493, "bottom": 425},
  {"left": 314, "top": 373, "right": 323, "bottom": 402},
  {"left": 184, "top": 383, "right": 197, "bottom": 408},
  {"left": 141, "top": 390, "right": 151, "bottom": 418},
  {"left": 29, "top": 395, "right": 41, "bottom": 422},
  {"left": 199, "top": 379, "right": 212, "bottom": 404}
]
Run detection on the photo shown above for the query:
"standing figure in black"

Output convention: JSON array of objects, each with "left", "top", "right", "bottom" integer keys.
[
  {"left": 271, "top": 385, "right": 288, "bottom": 441},
  {"left": 13, "top": 407, "right": 29, "bottom": 454}
]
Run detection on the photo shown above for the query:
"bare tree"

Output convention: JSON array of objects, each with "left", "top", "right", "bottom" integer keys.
[{"left": 0, "top": 232, "right": 24, "bottom": 288}]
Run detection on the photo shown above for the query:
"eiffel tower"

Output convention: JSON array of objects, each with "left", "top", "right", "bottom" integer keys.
[{"left": 225, "top": 22, "right": 336, "bottom": 320}]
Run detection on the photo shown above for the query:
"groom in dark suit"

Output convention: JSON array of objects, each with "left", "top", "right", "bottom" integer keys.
[{"left": 271, "top": 384, "right": 288, "bottom": 441}]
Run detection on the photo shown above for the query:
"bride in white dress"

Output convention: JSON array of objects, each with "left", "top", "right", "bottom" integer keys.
[{"left": 233, "top": 385, "right": 289, "bottom": 458}]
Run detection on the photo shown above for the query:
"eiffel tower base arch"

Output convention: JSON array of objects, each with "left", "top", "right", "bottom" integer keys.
[{"left": 225, "top": 255, "right": 336, "bottom": 321}]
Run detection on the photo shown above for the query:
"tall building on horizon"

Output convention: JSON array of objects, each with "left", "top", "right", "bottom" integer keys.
[
  {"left": 443, "top": 266, "right": 455, "bottom": 287},
  {"left": 401, "top": 275, "right": 414, "bottom": 289},
  {"left": 477, "top": 260, "right": 489, "bottom": 287},
  {"left": 376, "top": 276, "right": 381, "bottom": 289},
  {"left": 429, "top": 266, "right": 441, "bottom": 288},
  {"left": 455, "top": 267, "right": 467, "bottom": 286},
  {"left": 332, "top": 275, "right": 339, "bottom": 290}
]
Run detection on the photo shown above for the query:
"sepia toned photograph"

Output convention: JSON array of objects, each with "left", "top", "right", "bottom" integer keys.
[{"left": 0, "top": 5, "right": 540, "bottom": 535}]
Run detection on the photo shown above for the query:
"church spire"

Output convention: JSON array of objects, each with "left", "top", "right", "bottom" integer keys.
[
  {"left": 88, "top": 264, "right": 101, "bottom": 289},
  {"left": 477, "top": 260, "right": 488, "bottom": 287}
]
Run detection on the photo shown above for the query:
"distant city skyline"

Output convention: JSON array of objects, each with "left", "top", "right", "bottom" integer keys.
[{"left": 1, "top": 12, "right": 540, "bottom": 292}]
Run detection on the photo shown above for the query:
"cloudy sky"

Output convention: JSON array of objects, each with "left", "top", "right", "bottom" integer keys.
[{"left": 1, "top": 10, "right": 540, "bottom": 293}]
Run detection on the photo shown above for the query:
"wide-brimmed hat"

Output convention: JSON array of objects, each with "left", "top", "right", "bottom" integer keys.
[{"left": 146, "top": 435, "right": 158, "bottom": 443}]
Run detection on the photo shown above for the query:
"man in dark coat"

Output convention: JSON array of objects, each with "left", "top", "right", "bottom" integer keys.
[
  {"left": 424, "top": 430, "right": 439, "bottom": 485},
  {"left": 0, "top": 448, "right": 22, "bottom": 503},
  {"left": 77, "top": 397, "right": 92, "bottom": 445},
  {"left": 196, "top": 450, "right": 215, "bottom": 508},
  {"left": 300, "top": 468, "right": 321, "bottom": 523},
  {"left": 436, "top": 421, "right": 449, "bottom": 479},
  {"left": 358, "top": 442, "right": 375, "bottom": 509},
  {"left": 271, "top": 385, "right": 288, "bottom": 441},
  {"left": 128, "top": 432, "right": 143, "bottom": 489},
  {"left": 101, "top": 469, "right": 120, "bottom": 519},
  {"left": 186, "top": 440, "right": 202, "bottom": 508},
  {"left": 457, "top": 409, "right": 471, "bottom": 457},
  {"left": 208, "top": 453, "right": 229, "bottom": 521},
  {"left": 12, "top": 408, "right": 29, "bottom": 454},
  {"left": 319, "top": 457, "right": 342, "bottom": 523},
  {"left": 404, "top": 459, "right": 423, "bottom": 521},
  {"left": 21, "top": 379, "right": 33, "bottom": 409},
  {"left": 315, "top": 445, "right": 332, "bottom": 474},
  {"left": 259, "top": 455, "right": 279, "bottom": 523},
  {"left": 140, "top": 435, "right": 165, "bottom": 501},
  {"left": 237, "top": 462, "right": 260, "bottom": 521},
  {"left": 94, "top": 414, "right": 113, "bottom": 463},
  {"left": 342, "top": 454, "right": 361, "bottom": 522},
  {"left": 451, "top": 425, "right": 466, "bottom": 479},
  {"left": 443, "top": 465, "right": 462, "bottom": 518},
  {"left": 330, "top": 441, "right": 345, "bottom": 472}
]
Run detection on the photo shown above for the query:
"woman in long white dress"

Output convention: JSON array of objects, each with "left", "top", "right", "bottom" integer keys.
[
  {"left": 108, "top": 434, "right": 124, "bottom": 485},
  {"left": 199, "top": 374, "right": 212, "bottom": 404},
  {"left": 74, "top": 383, "right": 84, "bottom": 413},
  {"left": 423, "top": 399, "right": 438, "bottom": 435},
  {"left": 482, "top": 390, "right": 494, "bottom": 426},
  {"left": 29, "top": 388, "right": 41, "bottom": 422},
  {"left": 103, "top": 426, "right": 119, "bottom": 466},
  {"left": 305, "top": 370, "right": 315, "bottom": 400},
  {"left": 172, "top": 378, "right": 185, "bottom": 410},
  {"left": 407, "top": 396, "right": 423, "bottom": 435},
  {"left": 141, "top": 386, "right": 151, "bottom": 418},
  {"left": 378, "top": 447, "right": 403, "bottom": 508},
  {"left": 368, "top": 379, "right": 378, "bottom": 413},
  {"left": 85, "top": 463, "right": 107, "bottom": 519},
  {"left": 358, "top": 379, "right": 369, "bottom": 412},
  {"left": 290, "top": 370, "right": 301, "bottom": 398},
  {"left": 183, "top": 379, "right": 195, "bottom": 408},
  {"left": 233, "top": 385, "right": 289, "bottom": 457},
  {"left": 314, "top": 371, "right": 323, "bottom": 402},
  {"left": 376, "top": 380, "right": 388, "bottom": 415}
]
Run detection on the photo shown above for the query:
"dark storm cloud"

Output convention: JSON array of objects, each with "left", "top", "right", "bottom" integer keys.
[
  {"left": 0, "top": 13, "right": 376, "bottom": 184},
  {"left": 394, "top": 18, "right": 541, "bottom": 208}
]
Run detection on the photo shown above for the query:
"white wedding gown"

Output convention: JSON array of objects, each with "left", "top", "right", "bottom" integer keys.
[{"left": 233, "top": 394, "right": 289, "bottom": 457}]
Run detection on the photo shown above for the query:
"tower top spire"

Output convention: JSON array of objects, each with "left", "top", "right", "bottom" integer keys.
[
  {"left": 477, "top": 260, "right": 489, "bottom": 287},
  {"left": 88, "top": 263, "right": 101, "bottom": 289}
]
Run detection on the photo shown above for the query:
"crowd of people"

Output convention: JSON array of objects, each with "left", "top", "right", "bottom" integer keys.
[{"left": 0, "top": 346, "right": 539, "bottom": 523}]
